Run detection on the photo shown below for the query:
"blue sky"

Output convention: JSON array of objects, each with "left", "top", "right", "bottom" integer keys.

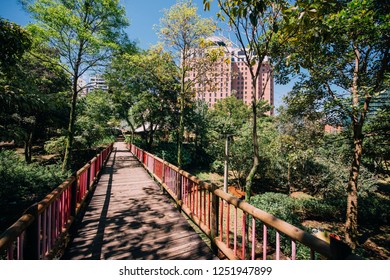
[{"left": 0, "top": 0, "right": 292, "bottom": 109}]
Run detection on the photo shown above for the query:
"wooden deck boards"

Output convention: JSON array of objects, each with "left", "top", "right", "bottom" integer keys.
[{"left": 62, "top": 142, "right": 218, "bottom": 260}]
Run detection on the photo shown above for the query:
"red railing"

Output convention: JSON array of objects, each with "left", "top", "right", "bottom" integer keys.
[
  {"left": 0, "top": 143, "right": 114, "bottom": 260},
  {"left": 128, "top": 143, "right": 360, "bottom": 260}
]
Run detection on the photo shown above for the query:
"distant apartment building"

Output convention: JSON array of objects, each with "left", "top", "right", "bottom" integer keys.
[
  {"left": 77, "top": 77, "right": 88, "bottom": 97},
  {"left": 87, "top": 74, "right": 108, "bottom": 93},
  {"left": 189, "top": 36, "right": 274, "bottom": 115},
  {"left": 324, "top": 124, "right": 343, "bottom": 134}
]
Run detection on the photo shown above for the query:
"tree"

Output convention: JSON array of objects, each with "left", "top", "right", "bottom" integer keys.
[
  {"left": 204, "top": 0, "right": 287, "bottom": 200},
  {"left": 157, "top": 0, "right": 217, "bottom": 167},
  {"left": 106, "top": 46, "right": 178, "bottom": 149},
  {"left": 8, "top": 48, "right": 70, "bottom": 163},
  {"left": 1, "top": 20, "right": 69, "bottom": 162},
  {"left": 280, "top": 0, "right": 390, "bottom": 248},
  {"left": 25, "top": 0, "right": 129, "bottom": 172},
  {"left": 208, "top": 96, "right": 251, "bottom": 189},
  {"left": 276, "top": 102, "right": 325, "bottom": 194},
  {"left": 75, "top": 89, "right": 117, "bottom": 150},
  {"left": 0, "top": 18, "right": 31, "bottom": 70},
  {"left": 105, "top": 45, "right": 139, "bottom": 140},
  {"left": 0, "top": 19, "right": 32, "bottom": 138}
]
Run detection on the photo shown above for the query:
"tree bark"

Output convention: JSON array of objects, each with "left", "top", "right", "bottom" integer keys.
[
  {"left": 245, "top": 79, "right": 260, "bottom": 201},
  {"left": 177, "top": 96, "right": 185, "bottom": 168},
  {"left": 62, "top": 38, "right": 84, "bottom": 173},
  {"left": 345, "top": 46, "right": 363, "bottom": 249},
  {"left": 345, "top": 123, "right": 363, "bottom": 249},
  {"left": 177, "top": 62, "right": 186, "bottom": 168},
  {"left": 62, "top": 75, "right": 79, "bottom": 172},
  {"left": 24, "top": 131, "right": 33, "bottom": 163}
]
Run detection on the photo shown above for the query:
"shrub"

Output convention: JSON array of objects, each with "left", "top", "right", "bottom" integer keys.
[
  {"left": 92, "top": 135, "right": 115, "bottom": 148},
  {"left": 0, "top": 150, "right": 67, "bottom": 208},
  {"left": 44, "top": 136, "right": 67, "bottom": 156},
  {"left": 249, "top": 193, "right": 311, "bottom": 258}
]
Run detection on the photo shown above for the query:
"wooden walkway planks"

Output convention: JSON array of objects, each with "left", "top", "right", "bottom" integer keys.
[{"left": 62, "top": 142, "right": 218, "bottom": 260}]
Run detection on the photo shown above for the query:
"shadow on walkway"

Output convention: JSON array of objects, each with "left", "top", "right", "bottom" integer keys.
[{"left": 62, "top": 142, "right": 218, "bottom": 260}]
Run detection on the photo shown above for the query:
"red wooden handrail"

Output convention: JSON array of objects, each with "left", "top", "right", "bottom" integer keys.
[
  {"left": 128, "top": 143, "right": 362, "bottom": 260},
  {"left": 0, "top": 143, "right": 114, "bottom": 260}
]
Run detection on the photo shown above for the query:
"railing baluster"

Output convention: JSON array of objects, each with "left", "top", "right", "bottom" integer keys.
[
  {"left": 276, "top": 231, "right": 280, "bottom": 260},
  {"left": 252, "top": 217, "right": 256, "bottom": 260},
  {"left": 219, "top": 200, "right": 223, "bottom": 242},
  {"left": 195, "top": 183, "right": 198, "bottom": 215},
  {"left": 17, "top": 235, "right": 22, "bottom": 260},
  {"left": 37, "top": 213, "right": 41, "bottom": 259},
  {"left": 263, "top": 224, "right": 267, "bottom": 260},
  {"left": 205, "top": 188, "right": 207, "bottom": 224},
  {"left": 200, "top": 187, "right": 203, "bottom": 218},
  {"left": 310, "top": 249, "right": 316, "bottom": 260},
  {"left": 234, "top": 206, "right": 237, "bottom": 255},
  {"left": 291, "top": 239, "right": 296, "bottom": 260},
  {"left": 226, "top": 203, "right": 230, "bottom": 248},
  {"left": 208, "top": 192, "right": 211, "bottom": 230},
  {"left": 47, "top": 204, "right": 52, "bottom": 253},
  {"left": 42, "top": 209, "right": 47, "bottom": 259},
  {"left": 242, "top": 212, "right": 246, "bottom": 259},
  {"left": 7, "top": 243, "right": 13, "bottom": 260}
]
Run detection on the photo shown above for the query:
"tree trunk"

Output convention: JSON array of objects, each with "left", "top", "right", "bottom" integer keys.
[
  {"left": 345, "top": 123, "right": 363, "bottom": 249},
  {"left": 287, "top": 161, "right": 292, "bottom": 194},
  {"left": 345, "top": 46, "right": 363, "bottom": 249},
  {"left": 245, "top": 79, "right": 260, "bottom": 201},
  {"left": 177, "top": 96, "right": 185, "bottom": 168},
  {"left": 177, "top": 63, "right": 186, "bottom": 168},
  {"left": 125, "top": 115, "right": 135, "bottom": 143},
  {"left": 147, "top": 124, "right": 155, "bottom": 150},
  {"left": 62, "top": 77, "right": 78, "bottom": 173},
  {"left": 24, "top": 131, "right": 33, "bottom": 163}
]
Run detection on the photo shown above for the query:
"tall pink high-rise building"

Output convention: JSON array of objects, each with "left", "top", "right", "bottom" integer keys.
[{"left": 189, "top": 36, "right": 274, "bottom": 115}]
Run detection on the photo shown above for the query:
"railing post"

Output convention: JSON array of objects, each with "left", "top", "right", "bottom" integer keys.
[
  {"left": 177, "top": 170, "right": 182, "bottom": 211},
  {"left": 23, "top": 203, "right": 39, "bottom": 259},
  {"left": 162, "top": 161, "right": 166, "bottom": 184},
  {"left": 87, "top": 163, "right": 91, "bottom": 191},
  {"left": 211, "top": 186, "right": 219, "bottom": 255},
  {"left": 70, "top": 176, "right": 78, "bottom": 218},
  {"left": 161, "top": 161, "right": 167, "bottom": 195}
]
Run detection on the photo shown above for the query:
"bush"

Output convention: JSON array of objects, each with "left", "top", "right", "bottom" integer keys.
[
  {"left": 92, "top": 135, "right": 115, "bottom": 148},
  {"left": 0, "top": 150, "right": 67, "bottom": 207},
  {"left": 44, "top": 136, "right": 67, "bottom": 156},
  {"left": 250, "top": 192, "right": 301, "bottom": 225},
  {"left": 249, "top": 193, "right": 311, "bottom": 258},
  {"left": 298, "top": 198, "right": 341, "bottom": 221}
]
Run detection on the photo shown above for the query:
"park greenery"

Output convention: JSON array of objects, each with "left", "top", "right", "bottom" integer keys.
[{"left": 0, "top": 0, "right": 389, "bottom": 259}]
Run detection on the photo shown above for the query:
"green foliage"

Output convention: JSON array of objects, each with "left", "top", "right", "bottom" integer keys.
[
  {"left": 26, "top": 0, "right": 130, "bottom": 171},
  {"left": 44, "top": 136, "right": 67, "bottom": 156},
  {"left": 363, "top": 100, "right": 390, "bottom": 174},
  {"left": 146, "top": 142, "right": 191, "bottom": 168},
  {"left": 93, "top": 135, "right": 116, "bottom": 148},
  {"left": 1, "top": 30, "right": 70, "bottom": 162},
  {"left": 0, "top": 150, "right": 67, "bottom": 206},
  {"left": 107, "top": 47, "right": 179, "bottom": 149},
  {"left": 250, "top": 192, "right": 311, "bottom": 259},
  {"left": 0, "top": 18, "right": 31, "bottom": 70},
  {"left": 251, "top": 192, "right": 300, "bottom": 225},
  {"left": 157, "top": 0, "right": 217, "bottom": 167},
  {"left": 75, "top": 90, "right": 117, "bottom": 149}
]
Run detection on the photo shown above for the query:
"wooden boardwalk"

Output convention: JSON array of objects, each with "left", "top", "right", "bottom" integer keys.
[{"left": 62, "top": 142, "right": 218, "bottom": 260}]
